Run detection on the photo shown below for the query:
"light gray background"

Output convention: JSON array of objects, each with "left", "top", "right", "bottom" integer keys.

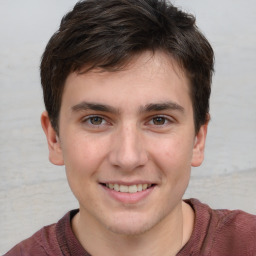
[{"left": 1, "top": 0, "right": 255, "bottom": 254}]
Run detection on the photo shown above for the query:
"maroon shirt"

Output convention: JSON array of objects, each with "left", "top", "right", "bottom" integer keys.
[{"left": 4, "top": 199, "right": 256, "bottom": 256}]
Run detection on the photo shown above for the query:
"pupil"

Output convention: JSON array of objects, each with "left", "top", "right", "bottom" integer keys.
[
  {"left": 153, "top": 117, "right": 165, "bottom": 125},
  {"left": 91, "top": 116, "right": 102, "bottom": 125}
]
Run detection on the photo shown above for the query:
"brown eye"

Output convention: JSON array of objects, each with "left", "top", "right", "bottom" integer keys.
[
  {"left": 89, "top": 116, "right": 103, "bottom": 125},
  {"left": 152, "top": 117, "right": 166, "bottom": 125}
]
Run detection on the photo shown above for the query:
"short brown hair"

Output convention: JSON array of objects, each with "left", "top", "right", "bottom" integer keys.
[{"left": 40, "top": 0, "right": 214, "bottom": 134}]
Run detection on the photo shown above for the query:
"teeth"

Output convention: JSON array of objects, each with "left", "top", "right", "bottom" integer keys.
[
  {"left": 106, "top": 183, "right": 152, "bottom": 193},
  {"left": 137, "top": 184, "right": 142, "bottom": 192},
  {"left": 114, "top": 184, "right": 119, "bottom": 192},
  {"left": 128, "top": 185, "right": 137, "bottom": 193},
  {"left": 142, "top": 184, "right": 148, "bottom": 190},
  {"left": 120, "top": 185, "right": 129, "bottom": 193}
]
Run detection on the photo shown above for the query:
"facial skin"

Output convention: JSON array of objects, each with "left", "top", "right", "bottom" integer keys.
[{"left": 41, "top": 51, "right": 207, "bottom": 255}]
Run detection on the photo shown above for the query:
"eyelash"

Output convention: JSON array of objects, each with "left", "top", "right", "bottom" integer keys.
[
  {"left": 147, "top": 115, "right": 173, "bottom": 127},
  {"left": 81, "top": 114, "right": 173, "bottom": 128},
  {"left": 82, "top": 115, "right": 109, "bottom": 127}
]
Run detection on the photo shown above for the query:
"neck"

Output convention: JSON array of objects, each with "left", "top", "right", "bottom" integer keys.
[{"left": 72, "top": 201, "right": 194, "bottom": 256}]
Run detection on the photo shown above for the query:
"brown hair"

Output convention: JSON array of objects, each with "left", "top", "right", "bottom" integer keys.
[{"left": 41, "top": 0, "right": 214, "bottom": 134}]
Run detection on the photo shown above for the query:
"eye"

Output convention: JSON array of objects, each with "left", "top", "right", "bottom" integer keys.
[
  {"left": 89, "top": 116, "right": 104, "bottom": 125},
  {"left": 82, "top": 115, "right": 108, "bottom": 127},
  {"left": 151, "top": 116, "right": 167, "bottom": 125},
  {"left": 148, "top": 116, "right": 172, "bottom": 126}
]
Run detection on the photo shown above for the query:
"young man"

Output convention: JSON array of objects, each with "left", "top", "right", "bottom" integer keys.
[{"left": 5, "top": 0, "right": 256, "bottom": 255}]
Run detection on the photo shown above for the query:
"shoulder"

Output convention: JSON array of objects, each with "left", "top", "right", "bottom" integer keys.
[
  {"left": 4, "top": 223, "right": 61, "bottom": 256},
  {"left": 4, "top": 210, "right": 77, "bottom": 256},
  {"left": 188, "top": 198, "right": 256, "bottom": 234},
  {"left": 188, "top": 198, "right": 256, "bottom": 255},
  {"left": 214, "top": 206, "right": 256, "bottom": 231},
  {"left": 212, "top": 207, "right": 256, "bottom": 250}
]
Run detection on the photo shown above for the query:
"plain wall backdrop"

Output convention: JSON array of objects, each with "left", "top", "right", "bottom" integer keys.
[{"left": 0, "top": 0, "right": 256, "bottom": 254}]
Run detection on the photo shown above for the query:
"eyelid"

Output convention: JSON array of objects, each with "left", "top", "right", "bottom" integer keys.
[
  {"left": 146, "top": 114, "right": 175, "bottom": 126},
  {"left": 81, "top": 114, "right": 110, "bottom": 126}
]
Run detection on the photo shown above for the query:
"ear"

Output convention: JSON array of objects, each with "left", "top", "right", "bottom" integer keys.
[
  {"left": 41, "top": 111, "right": 64, "bottom": 166},
  {"left": 191, "top": 122, "right": 208, "bottom": 167}
]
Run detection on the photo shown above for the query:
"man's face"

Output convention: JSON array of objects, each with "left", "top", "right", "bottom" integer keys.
[{"left": 42, "top": 51, "right": 207, "bottom": 235}]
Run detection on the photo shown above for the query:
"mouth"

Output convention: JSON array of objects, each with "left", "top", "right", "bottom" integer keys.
[{"left": 100, "top": 183, "right": 155, "bottom": 193}]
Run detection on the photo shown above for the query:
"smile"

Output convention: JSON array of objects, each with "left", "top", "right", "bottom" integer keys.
[
  {"left": 105, "top": 183, "right": 153, "bottom": 193},
  {"left": 100, "top": 182, "right": 156, "bottom": 204}
]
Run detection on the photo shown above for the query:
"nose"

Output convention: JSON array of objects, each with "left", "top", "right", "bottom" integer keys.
[{"left": 108, "top": 123, "right": 148, "bottom": 171}]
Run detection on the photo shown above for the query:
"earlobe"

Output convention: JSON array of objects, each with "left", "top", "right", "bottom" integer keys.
[
  {"left": 41, "top": 111, "right": 64, "bottom": 166},
  {"left": 191, "top": 122, "right": 208, "bottom": 167}
]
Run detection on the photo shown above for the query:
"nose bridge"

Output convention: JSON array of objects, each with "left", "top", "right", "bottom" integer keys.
[{"left": 109, "top": 122, "right": 147, "bottom": 170}]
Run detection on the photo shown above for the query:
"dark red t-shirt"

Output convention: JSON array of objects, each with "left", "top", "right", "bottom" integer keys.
[{"left": 4, "top": 199, "right": 256, "bottom": 256}]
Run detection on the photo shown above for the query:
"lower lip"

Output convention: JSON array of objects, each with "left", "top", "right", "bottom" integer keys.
[{"left": 101, "top": 185, "right": 155, "bottom": 204}]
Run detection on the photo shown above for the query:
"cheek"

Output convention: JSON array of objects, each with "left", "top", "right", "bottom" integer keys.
[
  {"left": 62, "top": 134, "right": 107, "bottom": 170},
  {"left": 151, "top": 136, "right": 194, "bottom": 190},
  {"left": 62, "top": 135, "right": 106, "bottom": 201},
  {"left": 158, "top": 139, "right": 193, "bottom": 168}
]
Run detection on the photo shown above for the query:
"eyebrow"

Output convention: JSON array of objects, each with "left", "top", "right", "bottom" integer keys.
[
  {"left": 71, "top": 101, "right": 184, "bottom": 115},
  {"left": 71, "top": 102, "right": 119, "bottom": 114},
  {"left": 140, "top": 102, "right": 184, "bottom": 113}
]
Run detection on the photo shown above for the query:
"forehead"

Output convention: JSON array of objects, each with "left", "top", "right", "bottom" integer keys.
[{"left": 62, "top": 51, "right": 192, "bottom": 111}]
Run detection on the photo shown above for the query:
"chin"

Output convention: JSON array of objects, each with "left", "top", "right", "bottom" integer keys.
[
  {"left": 106, "top": 222, "right": 151, "bottom": 236},
  {"left": 104, "top": 212, "right": 160, "bottom": 236}
]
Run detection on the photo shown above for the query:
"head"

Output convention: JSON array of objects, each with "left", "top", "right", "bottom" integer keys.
[
  {"left": 40, "top": 0, "right": 214, "bottom": 135},
  {"left": 40, "top": 0, "right": 214, "bottom": 239}
]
